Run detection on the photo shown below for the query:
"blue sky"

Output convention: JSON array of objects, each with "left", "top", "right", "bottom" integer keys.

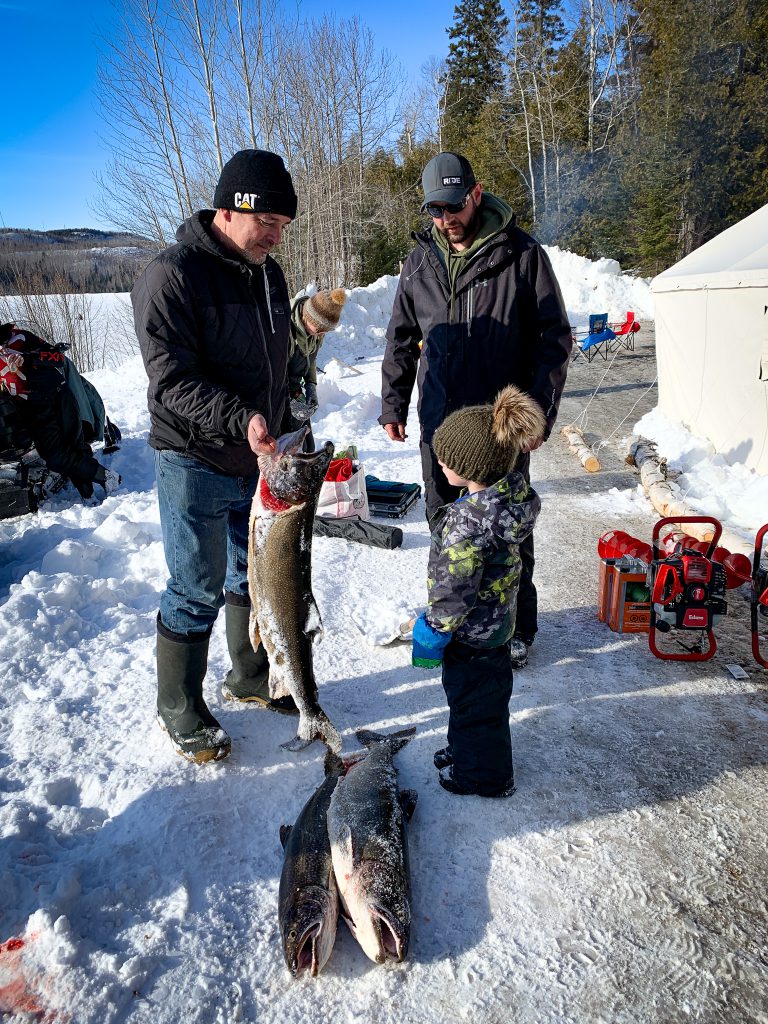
[{"left": 0, "top": 0, "right": 455, "bottom": 231}]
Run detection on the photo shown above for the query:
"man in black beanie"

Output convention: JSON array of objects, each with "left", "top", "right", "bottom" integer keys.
[{"left": 132, "top": 149, "right": 300, "bottom": 764}]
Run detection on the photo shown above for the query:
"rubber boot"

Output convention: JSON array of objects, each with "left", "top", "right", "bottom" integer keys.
[
  {"left": 220, "top": 601, "right": 298, "bottom": 715},
  {"left": 156, "top": 625, "right": 231, "bottom": 764}
]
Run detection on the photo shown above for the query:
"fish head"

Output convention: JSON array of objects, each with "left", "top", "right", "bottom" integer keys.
[
  {"left": 342, "top": 860, "right": 410, "bottom": 964},
  {"left": 281, "top": 885, "right": 338, "bottom": 978},
  {"left": 258, "top": 429, "right": 335, "bottom": 507}
]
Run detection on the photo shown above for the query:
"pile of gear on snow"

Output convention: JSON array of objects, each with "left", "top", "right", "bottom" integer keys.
[{"left": 0, "top": 322, "right": 121, "bottom": 520}]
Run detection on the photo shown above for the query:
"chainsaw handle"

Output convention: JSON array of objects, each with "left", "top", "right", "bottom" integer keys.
[
  {"left": 651, "top": 563, "right": 683, "bottom": 605},
  {"left": 652, "top": 516, "right": 722, "bottom": 561}
]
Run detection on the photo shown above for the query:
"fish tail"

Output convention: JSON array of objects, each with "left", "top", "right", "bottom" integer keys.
[
  {"left": 298, "top": 709, "right": 343, "bottom": 754},
  {"left": 324, "top": 748, "right": 344, "bottom": 775},
  {"left": 355, "top": 725, "right": 416, "bottom": 754}
]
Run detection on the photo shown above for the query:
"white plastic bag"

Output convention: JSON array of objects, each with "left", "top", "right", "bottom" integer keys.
[{"left": 317, "top": 464, "right": 370, "bottom": 520}]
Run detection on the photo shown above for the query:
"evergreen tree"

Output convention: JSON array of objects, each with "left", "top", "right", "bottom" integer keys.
[
  {"left": 357, "top": 143, "right": 437, "bottom": 284},
  {"left": 441, "top": 0, "right": 510, "bottom": 151},
  {"left": 626, "top": 0, "right": 768, "bottom": 272}
]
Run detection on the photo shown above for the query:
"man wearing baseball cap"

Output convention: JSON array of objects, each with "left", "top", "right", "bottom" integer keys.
[
  {"left": 132, "top": 149, "right": 300, "bottom": 764},
  {"left": 380, "top": 151, "right": 572, "bottom": 669}
]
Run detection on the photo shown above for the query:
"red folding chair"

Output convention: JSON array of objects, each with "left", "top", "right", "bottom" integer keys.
[{"left": 610, "top": 312, "right": 640, "bottom": 351}]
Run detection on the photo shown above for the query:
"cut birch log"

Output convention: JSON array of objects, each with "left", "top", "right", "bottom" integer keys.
[
  {"left": 626, "top": 435, "right": 715, "bottom": 539},
  {"left": 626, "top": 436, "right": 758, "bottom": 558},
  {"left": 561, "top": 425, "right": 601, "bottom": 472}
]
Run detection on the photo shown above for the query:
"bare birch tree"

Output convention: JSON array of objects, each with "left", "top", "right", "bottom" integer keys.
[{"left": 96, "top": 0, "right": 402, "bottom": 289}]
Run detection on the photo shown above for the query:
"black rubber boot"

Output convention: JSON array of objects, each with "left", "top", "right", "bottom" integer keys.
[
  {"left": 220, "top": 601, "right": 298, "bottom": 715},
  {"left": 156, "top": 624, "right": 231, "bottom": 764},
  {"left": 438, "top": 767, "right": 516, "bottom": 798}
]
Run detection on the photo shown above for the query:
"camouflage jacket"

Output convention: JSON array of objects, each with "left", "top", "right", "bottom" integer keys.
[{"left": 425, "top": 471, "right": 541, "bottom": 648}]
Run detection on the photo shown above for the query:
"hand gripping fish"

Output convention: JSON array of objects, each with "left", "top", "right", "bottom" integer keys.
[
  {"left": 279, "top": 751, "right": 345, "bottom": 977},
  {"left": 249, "top": 425, "right": 341, "bottom": 752},
  {"left": 327, "top": 726, "right": 418, "bottom": 964}
]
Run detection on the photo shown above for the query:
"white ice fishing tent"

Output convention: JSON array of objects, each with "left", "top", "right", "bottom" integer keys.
[{"left": 652, "top": 203, "right": 768, "bottom": 474}]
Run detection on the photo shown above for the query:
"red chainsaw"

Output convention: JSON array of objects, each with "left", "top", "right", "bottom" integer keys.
[
  {"left": 751, "top": 523, "right": 768, "bottom": 669},
  {"left": 648, "top": 516, "right": 728, "bottom": 661}
]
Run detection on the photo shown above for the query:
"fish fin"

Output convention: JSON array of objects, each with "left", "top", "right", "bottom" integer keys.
[
  {"left": 248, "top": 610, "right": 261, "bottom": 650},
  {"left": 340, "top": 825, "right": 363, "bottom": 870},
  {"left": 304, "top": 597, "right": 323, "bottom": 641},
  {"left": 355, "top": 725, "right": 416, "bottom": 754},
  {"left": 281, "top": 734, "right": 316, "bottom": 752},
  {"left": 279, "top": 824, "right": 292, "bottom": 848},
  {"left": 398, "top": 789, "right": 419, "bottom": 821},
  {"left": 296, "top": 710, "right": 342, "bottom": 754}
]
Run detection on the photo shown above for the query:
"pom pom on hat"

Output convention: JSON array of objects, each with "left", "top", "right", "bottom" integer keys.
[
  {"left": 433, "top": 386, "right": 546, "bottom": 485},
  {"left": 303, "top": 288, "right": 347, "bottom": 333}
]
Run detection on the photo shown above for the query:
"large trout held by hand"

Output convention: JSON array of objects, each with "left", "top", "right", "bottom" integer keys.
[{"left": 249, "top": 426, "right": 341, "bottom": 752}]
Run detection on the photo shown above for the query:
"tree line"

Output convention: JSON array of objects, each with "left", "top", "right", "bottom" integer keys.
[
  {"left": 0, "top": 230, "right": 154, "bottom": 297},
  {"left": 96, "top": 0, "right": 767, "bottom": 291}
]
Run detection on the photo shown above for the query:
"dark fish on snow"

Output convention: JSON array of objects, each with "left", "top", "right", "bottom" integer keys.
[
  {"left": 327, "top": 726, "right": 417, "bottom": 964},
  {"left": 279, "top": 751, "right": 345, "bottom": 977}
]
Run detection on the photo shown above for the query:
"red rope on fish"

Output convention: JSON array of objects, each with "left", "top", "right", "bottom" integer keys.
[{"left": 259, "top": 476, "right": 292, "bottom": 512}]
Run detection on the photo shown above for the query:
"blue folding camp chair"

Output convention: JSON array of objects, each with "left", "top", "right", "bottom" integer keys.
[{"left": 572, "top": 314, "right": 617, "bottom": 362}]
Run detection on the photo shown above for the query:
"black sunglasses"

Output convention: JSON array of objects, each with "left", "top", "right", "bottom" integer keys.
[{"left": 424, "top": 191, "right": 473, "bottom": 219}]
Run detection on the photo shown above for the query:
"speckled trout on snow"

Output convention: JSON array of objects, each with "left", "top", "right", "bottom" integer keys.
[
  {"left": 278, "top": 751, "right": 345, "bottom": 977},
  {"left": 249, "top": 425, "right": 341, "bottom": 752},
  {"left": 327, "top": 726, "right": 417, "bottom": 964}
]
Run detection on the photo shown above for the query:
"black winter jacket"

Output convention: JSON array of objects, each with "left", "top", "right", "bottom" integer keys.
[
  {"left": 380, "top": 204, "right": 572, "bottom": 443},
  {"left": 132, "top": 211, "right": 291, "bottom": 476}
]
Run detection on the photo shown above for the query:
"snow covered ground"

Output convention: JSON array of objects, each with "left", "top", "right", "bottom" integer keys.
[{"left": 1, "top": 252, "right": 767, "bottom": 1023}]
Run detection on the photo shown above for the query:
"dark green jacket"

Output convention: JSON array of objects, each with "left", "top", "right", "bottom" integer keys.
[
  {"left": 287, "top": 297, "right": 324, "bottom": 391},
  {"left": 381, "top": 194, "right": 572, "bottom": 444}
]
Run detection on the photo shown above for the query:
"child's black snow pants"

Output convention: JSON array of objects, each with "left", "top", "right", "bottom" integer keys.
[{"left": 442, "top": 640, "right": 514, "bottom": 795}]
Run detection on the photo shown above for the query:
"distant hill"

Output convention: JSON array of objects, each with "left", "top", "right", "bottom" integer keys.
[{"left": 0, "top": 228, "right": 158, "bottom": 295}]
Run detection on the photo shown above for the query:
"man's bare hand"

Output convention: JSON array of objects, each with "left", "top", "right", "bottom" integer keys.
[
  {"left": 383, "top": 422, "right": 407, "bottom": 442},
  {"left": 521, "top": 435, "right": 544, "bottom": 454},
  {"left": 247, "top": 414, "right": 277, "bottom": 454}
]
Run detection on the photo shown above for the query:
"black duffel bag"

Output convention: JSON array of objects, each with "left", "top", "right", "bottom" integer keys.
[{"left": 313, "top": 515, "right": 403, "bottom": 550}]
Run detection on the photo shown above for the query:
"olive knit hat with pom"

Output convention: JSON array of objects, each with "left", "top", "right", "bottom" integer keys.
[
  {"left": 303, "top": 288, "right": 347, "bottom": 333},
  {"left": 432, "top": 386, "right": 547, "bottom": 485}
]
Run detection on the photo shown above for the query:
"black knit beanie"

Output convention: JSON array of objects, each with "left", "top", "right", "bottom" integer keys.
[
  {"left": 213, "top": 150, "right": 297, "bottom": 219},
  {"left": 433, "top": 386, "right": 547, "bottom": 485}
]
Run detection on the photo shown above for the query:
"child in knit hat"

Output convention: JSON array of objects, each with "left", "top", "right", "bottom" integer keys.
[
  {"left": 283, "top": 288, "right": 347, "bottom": 449},
  {"left": 411, "top": 385, "right": 545, "bottom": 797}
]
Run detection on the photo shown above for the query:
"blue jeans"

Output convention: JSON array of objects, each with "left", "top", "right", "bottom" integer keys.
[{"left": 155, "top": 450, "right": 257, "bottom": 636}]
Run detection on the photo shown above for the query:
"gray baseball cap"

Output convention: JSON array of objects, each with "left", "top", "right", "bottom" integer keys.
[{"left": 421, "top": 152, "right": 476, "bottom": 210}]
